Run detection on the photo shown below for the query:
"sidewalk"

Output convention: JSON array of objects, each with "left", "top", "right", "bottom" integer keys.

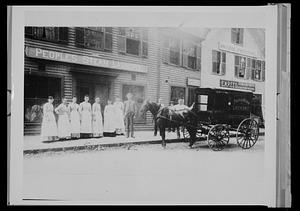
[{"left": 24, "top": 129, "right": 265, "bottom": 154}]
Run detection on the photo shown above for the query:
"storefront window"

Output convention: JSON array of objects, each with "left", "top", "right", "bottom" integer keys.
[
  {"left": 25, "top": 27, "right": 68, "bottom": 44},
  {"left": 170, "top": 86, "right": 186, "bottom": 105},
  {"left": 212, "top": 50, "right": 226, "bottom": 75},
  {"left": 231, "top": 28, "right": 244, "bottom": 45},
  {"left": 75, "top": 27, "right": 112, "bottom": 51},
  {"left": 24, "top": 74, "right": 61, "bottom": 123},
  {"left": 117, "top": 27, "right": 148, "bottom": 57},
  {"left": 122, "top": 85, "right": 146, "bottom": 124}
]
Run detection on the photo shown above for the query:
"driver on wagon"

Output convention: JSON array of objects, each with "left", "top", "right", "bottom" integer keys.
[{"left": 169, "top": 98, "right": 194, "bottom": 112}]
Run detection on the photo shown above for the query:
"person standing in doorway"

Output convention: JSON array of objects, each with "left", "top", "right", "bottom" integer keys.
[
  {"left": 68, "top": 96, "right": 80, "bottom": 139},
  {"left": 123, "top": 93, "right": 137, "bottom": 138},
  {"left": 55, "top": 97, "right": 71, "bottom": 140},
  {"left": 92, "top": 97, "right": 104, "bottom": 138},
  {"left": 79, "top": 95, "right": 92, "bottom": 138},
  {"left": 113, "top": 97, "right": 125, "bottom": 135},
  {"left": 103, "top": 99, "right": 116, "bottom": 137},
  {"left": 41, "top": 96, "right": 58, "bottom": 141}
]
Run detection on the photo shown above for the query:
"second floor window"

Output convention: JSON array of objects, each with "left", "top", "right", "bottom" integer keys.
[
  {"left": 163, "top": 36, "right": 201, "bottom": 70},
  {"left": 235, "top": 55, "right": 265, "bottom": 81},
  {"left": 235, "top": 56, "right": 247, "bottom": 79},
  {"left": 25, "top": 27, "right": 68, "bottom": 44},
  {"left": 117, "top": 27, "right": 148, "bottom": 57},
  {"left": 231, "top": 28, "right": 244, "bottom": 45},
  {"left": 75, "top": 27, "right": 113, "bottom": 51},
  {"left": 212, "top": 50, "right": 226, "bottom": 75}
]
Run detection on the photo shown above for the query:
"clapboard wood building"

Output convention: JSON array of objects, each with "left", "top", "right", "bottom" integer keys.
[{"left": 24, "top": 27, "right": 204, "bottom": 134}]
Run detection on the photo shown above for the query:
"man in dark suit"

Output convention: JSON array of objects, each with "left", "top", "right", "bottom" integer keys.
[{"left": 123, "top": 93, "right": 137, "bottom": 138}]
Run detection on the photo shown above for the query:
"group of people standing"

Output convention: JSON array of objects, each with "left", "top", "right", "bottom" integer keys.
[{"left": 40, "top": 93, "right": 136, "bottom": 141}]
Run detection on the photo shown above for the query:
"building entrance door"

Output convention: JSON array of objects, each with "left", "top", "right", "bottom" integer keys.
[{"left": 95, "top": 84, "right": 110, "bottom": 114}]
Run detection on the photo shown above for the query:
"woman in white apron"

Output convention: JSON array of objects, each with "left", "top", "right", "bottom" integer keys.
[
  {"left": 68, "top": 96, "right": 80, "bottom": 139},
  {"left": 103, "top": 99, "right": 116, "bottom": 136},
  {"left": 55, "top": 97, "right": 71, "bottom": 140},
  {"left": 79, "top": 95, "right": 92, "bottom": 138},
  {"left": 41, "top": 96, "right": 58, "bottom": 141},
  {"left": 92, "top": 97, "right": 104, "bottom": 137},
  {"left": 113, "top": 97, "right": 125, "bottom": 135}
]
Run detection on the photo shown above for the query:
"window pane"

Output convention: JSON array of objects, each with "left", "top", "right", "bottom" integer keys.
[
  {"left": 222, "top": 52, "right": 226, "bottom": 62},
  {"left": 188, "top": 56, "right": 196, "bottom": 69},
  {"left": 104, "top": 33, "right": 112, "bottom": 50},
  {"left": 235, "top": 55, "right": 240, "bottom": 65},
  {"left": 105, "top": 27, "right": 112, "bottom": 33},
  {"left": 126, "top": 38, "right": 140, "bottom": 56},
  {"left": 84, "top": 29, "right": 104, "bottom": 50},
  {"left": 119, "top": 27, "right": 126, "bottom": 35},
  {"left": 212, "top": 50, "right": 218, "bottom": 62},
  {"left": 170, "top": 50, "right": 180, "bottom": 65}
]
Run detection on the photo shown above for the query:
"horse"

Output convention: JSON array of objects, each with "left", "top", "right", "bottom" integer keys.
[{"left": 140, "top": 100, "right": 198, "bottom": 148}]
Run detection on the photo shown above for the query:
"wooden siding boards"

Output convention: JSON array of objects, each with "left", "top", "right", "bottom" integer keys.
[{"left": 24, "top": 27, "right": 161, "bottom": 131}]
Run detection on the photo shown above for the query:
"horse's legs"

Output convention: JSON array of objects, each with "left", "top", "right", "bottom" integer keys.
[
  {"left": 160, "top": 126, "right": 166, "bottom": 148},
  {"left": 176, "top": 127, "right": 180, "bottom": 139},
  {"left": 188, "top": 127, "right": 196, "bottom": 147},
  {"left": 154, "top": 120, "right": 158, "bottom": 136}
]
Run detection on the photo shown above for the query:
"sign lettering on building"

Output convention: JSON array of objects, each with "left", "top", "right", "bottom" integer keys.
[
  {"left": 220, "top": 79, "right": 255, "bottom": 92},
  {"left": 218, "top": 42, "right": 257, "bottom": 57},
  {"left": 187, "top": 78, "right": 201, "bottom": 87},
  {"left": 25, "top": 46, "right": 148, "bottom": 73}
]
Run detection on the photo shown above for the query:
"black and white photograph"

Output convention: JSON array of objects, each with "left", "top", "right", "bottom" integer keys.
[{"left": 7, "top": 5, "right": 291, "bottom": 206}]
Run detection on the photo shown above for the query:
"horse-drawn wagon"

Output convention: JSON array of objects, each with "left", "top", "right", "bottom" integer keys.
[{"left": 140, "top": 88, "right": 263, "bottom": 150}]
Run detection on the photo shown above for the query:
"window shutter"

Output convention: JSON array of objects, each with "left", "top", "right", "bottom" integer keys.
[
  {"left": 117, "top": 35, "right": 126, "bottom": 53},
  {"left": 58, "top": 27, "right": 69, "bottom": 43},
  {"left": 162, "top": 37, "right": 170, "bottom": 64},
  {"left": 221, "top": 52, "right": 226, "bottom": 75},
  {"left": 239, "top": 28, "right": 244, "bottom": 44},
  {"left": 234, "top": 56, "right": 239, "bottom": 78},
  {"left": 196, "top": 45, "right": 201, "bottom": 70},
  {"left": 182, "top": 41, "right": 188, "bottom": 68},
  {"left": 75, "top": 27, "right": 84, "bottom": 47},
  {"left": 142, "top": 41, "right": 148, "bottom": 57},
  {"left": 104, "top": 32, "right": 112, "bottom": 51},
  {"left": 262, "top": 61, "right": 265, "bottom": 81}
]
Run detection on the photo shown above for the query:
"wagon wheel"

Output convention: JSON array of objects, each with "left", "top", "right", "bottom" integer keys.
[
  {"left": 236, "top": 118, "right": 259, "bottom": 149},
  {"left": 207, "top": 124, "right": 230, "bottom": 151}
]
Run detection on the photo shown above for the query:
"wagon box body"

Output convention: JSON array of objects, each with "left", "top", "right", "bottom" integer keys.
[{"left": 193, "top": 88, "right": 262, "bottom": 128}]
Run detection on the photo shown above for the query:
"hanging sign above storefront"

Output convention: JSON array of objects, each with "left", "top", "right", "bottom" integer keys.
[
  {"left": 220, "top": 79, "right": 255, "bottom": 92},
  {"left": 218, "top": 42, "right": 258, "bottom": 58},
  {"left": 25, "top": 46, "right": 148, "bottom": 73},
  {"left": 187, "top": 78, "right": 201, "bottom": 87}
]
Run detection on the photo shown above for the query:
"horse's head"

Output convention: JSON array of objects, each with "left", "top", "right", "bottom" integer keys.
[{"left": 140, "top": 99, "right": 161, "bottom": 116}]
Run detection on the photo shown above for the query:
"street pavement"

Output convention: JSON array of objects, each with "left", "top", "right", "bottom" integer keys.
[
  {"left": 23, "top": 136, "right": 265, "bottom": 205},
  {"left": 23, "top": 129, "right": 265, "bottom": 154}
]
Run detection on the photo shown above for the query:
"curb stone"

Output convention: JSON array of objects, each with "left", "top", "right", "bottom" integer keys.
[{"left": 23, "top": 132, "right": 264, "bottom": 155}]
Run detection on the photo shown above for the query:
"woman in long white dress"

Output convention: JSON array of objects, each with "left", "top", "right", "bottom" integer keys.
[
  {"left": 103, "top": 99, "right": 116, "bottom": 136},
  {"left": 92, "top": 97, "right": 104, "bottom": 137},
  {"left": 79, "top": 95, "right": 92, "bottom": 138},
  {"left": 68, "top": 96, "right": 80, "bottom": 139},
  {"left": 41, "top": 96, "right": 58, "bottom": 141},
  {"left": 113, "top": 97, "right": 125, "bottom": 135},
  {"left": 55, "top": 97, "right": 71, "bottom": 140}
]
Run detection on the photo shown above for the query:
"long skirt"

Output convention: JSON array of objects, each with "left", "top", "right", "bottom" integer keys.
[
  {"left": 70, "top": 111, "right": 80, "bottom": 138},
  {"left": 114, "top": 110, "right": 125, "bottom": 134},
  {"left": 92, "top": 112, "right": 103, "bottom": 137},
  {"left": 57, "top": 114, "right": 71, "bottom": 139},
  {"left": 41, "top": 112, "right": 57, "bottom": 141},
  {"left": 104, "top": 113, "right": 116, "bottom": 133},
  {"left": 80, "top": 110, "right": 92, "bottom": 134}
]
